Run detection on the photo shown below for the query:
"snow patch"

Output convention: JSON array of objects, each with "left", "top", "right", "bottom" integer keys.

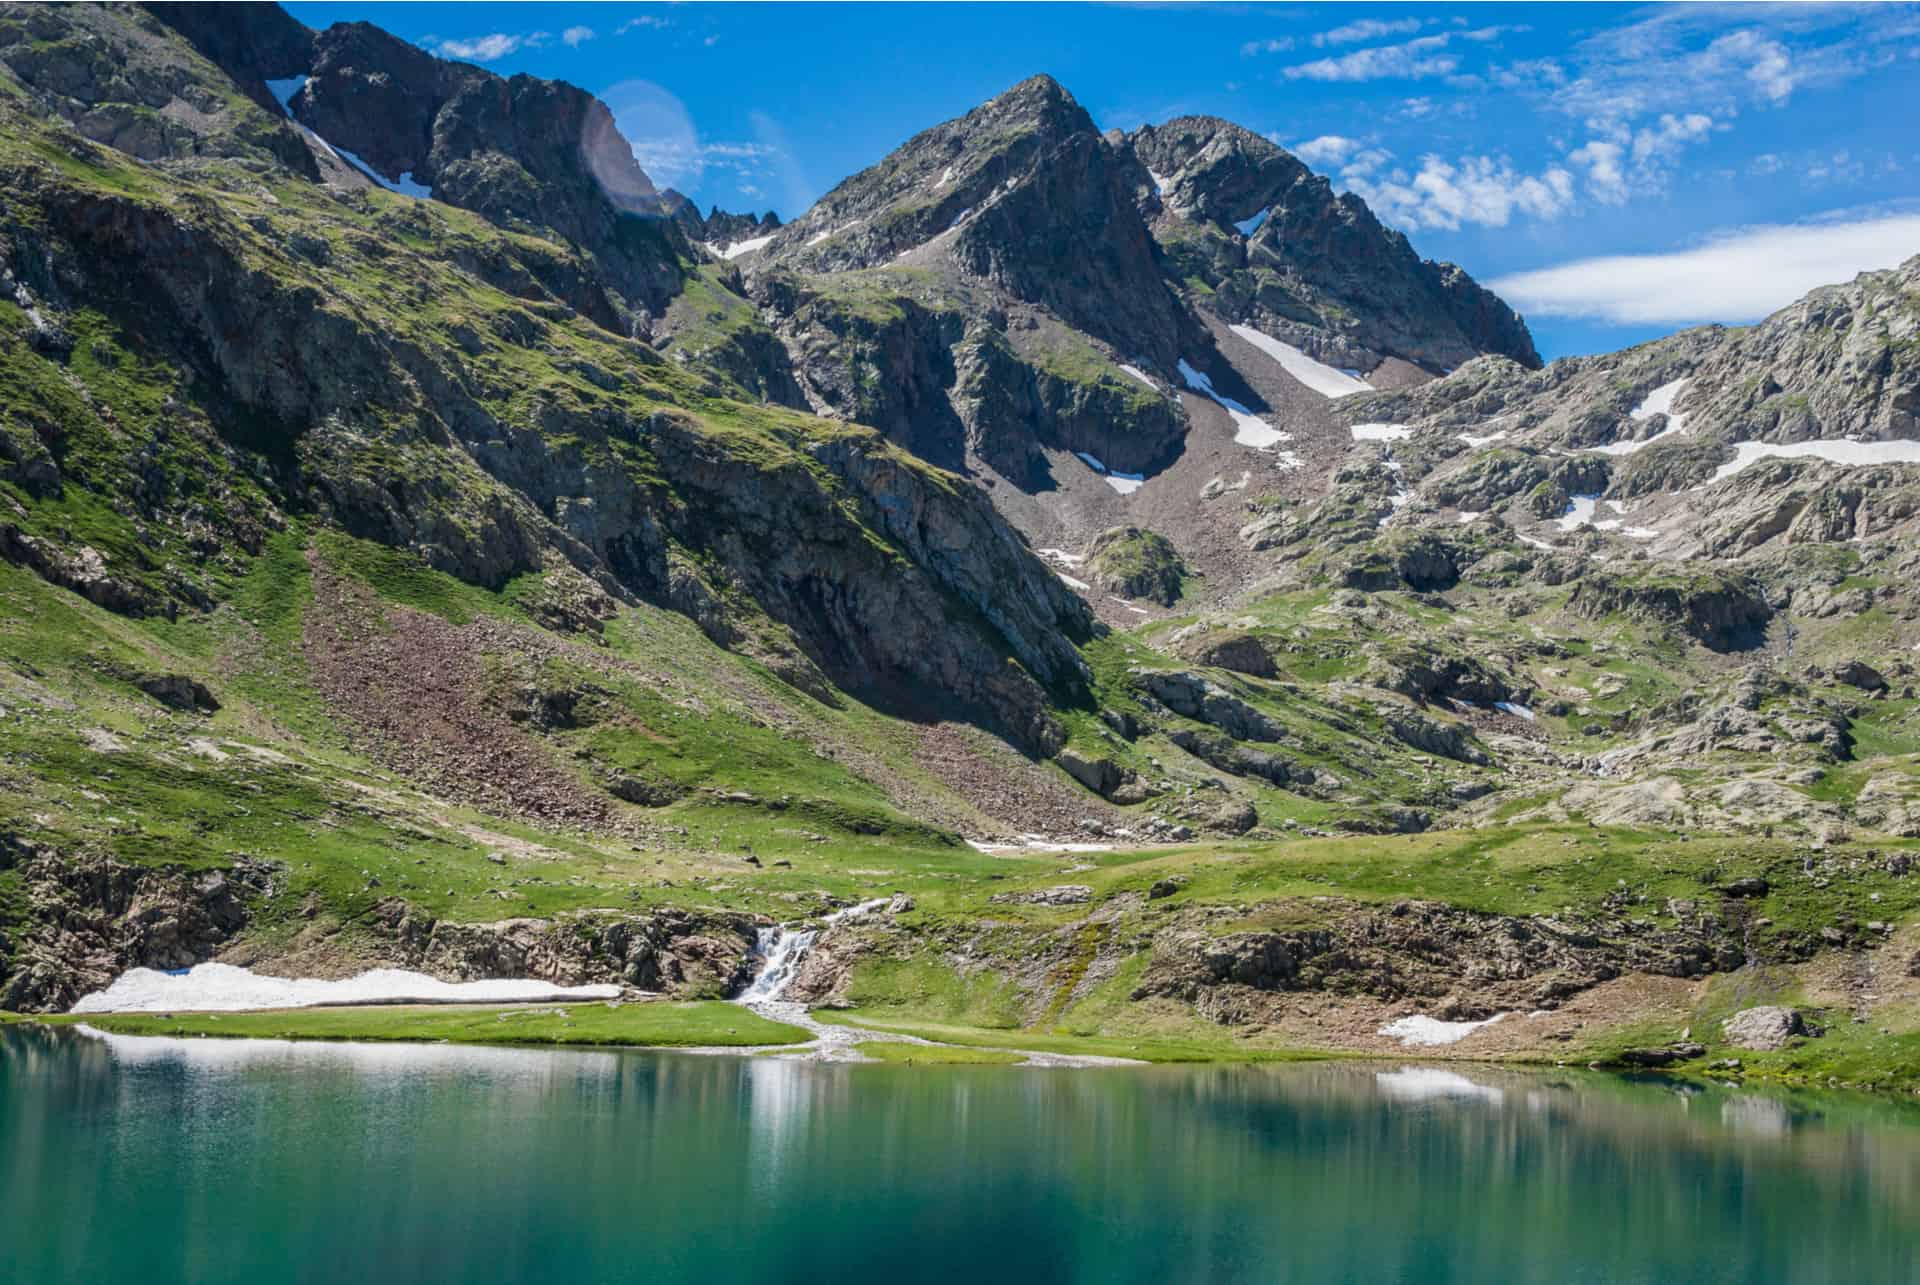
[
  {"left": 1118, "top": 363, "right": 1158, "bottom": 390},
  {"left": 1178, "top": 358, "right": 1293, "bottom": 449},
  {"left": 936, "top": 165, "right": 955, "bottom": 188},
  {"left": 1554, "top": 495, "right": 1602, "bottom": 532},
  {"left": 947, "top": 207, "right": 973, "bottom": 230},
  {"left": 1379, "top": 1012, "right": 1509, "bottom": 1047},
  {"left": 70, "top": 962, "right": 620, "bottom": 1014},
  {"left": 1037, "top": 548, "right": 1084, "bottom": 566},
  {"left": 1458, "top": 428, "right": 1508, "bottom": 448},
  {"left": 1227, "top": 325, "right": 1370, "bottom": 398},
  {"left": 1056, "top": 571, "right": 1091, "bottom": 591},
  {"left": 715, "top": 235, "right": 772, "bottom": 260},
  {"left": 1457, "top": 511, "right": 1482, "bottom": 523},
  {"left": 1147, "top": 169, "right": 1170, "bottom": 196},
  {"left": 1351, "top": 422, "right": 1411, "bottom": 442},
  {"left": 1592, "top": 379, "right": 1691, "bottom": 456},
  {"left": 1234, "top": 207, "right": 1270, "bottom": 237},
  {"left": 1494, "top": 701, "right": 1535, "bottom": 721},
  {"left": 1632, "top": 377, "right": 1687, "bottom": 422},
  {"left": 325, "top": 141, "right": 431, "bottom": 199},
  {"left": 1073, "top": 450, "right": 1146, "bottom": 495},
  {"left": 1711, "top": 438, "right": 1920, "bottom": 483}
]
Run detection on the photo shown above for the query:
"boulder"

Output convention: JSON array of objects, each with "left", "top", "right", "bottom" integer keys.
[
  {"left": 1056, "top": 748, "right": 1134, "bottom": 800},
  {"left": 1721, "top": 1005, "right": 1807, "bottom": 1051},
  {"left": 133, "top": 673, "right": 219, "bottom": 713},
  {"left": 1835, "top": 660, "right": 1889, "bottom": 693}
]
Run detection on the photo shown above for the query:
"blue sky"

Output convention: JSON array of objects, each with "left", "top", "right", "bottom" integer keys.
[{"left": 283, "top": 2, "right": 1920, "bottom": 360}]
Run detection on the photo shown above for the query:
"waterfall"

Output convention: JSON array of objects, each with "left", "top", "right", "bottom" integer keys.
[
  {"left": 739, "top": 925, "right": 820, "bottom": 1003},
  {"left": 737, "top": 899, "right": 891, "bottom": 1005}
]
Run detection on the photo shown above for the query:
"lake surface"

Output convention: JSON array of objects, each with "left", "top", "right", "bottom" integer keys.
[{"left": 6, "top": 1026, "right": 1920, "bottom": 1284}]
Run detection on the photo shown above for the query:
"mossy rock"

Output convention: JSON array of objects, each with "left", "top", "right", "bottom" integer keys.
[{"left": 1085, "top": 526, "right": 1185, "bottom": 605}]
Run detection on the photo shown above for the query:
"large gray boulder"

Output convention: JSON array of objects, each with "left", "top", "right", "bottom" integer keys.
[{"left": 1721, "top": 1005, "right": 1808, "bottom": 1051}]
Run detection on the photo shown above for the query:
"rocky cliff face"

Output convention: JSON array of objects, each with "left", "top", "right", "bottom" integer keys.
[{"left": 1128, "top": 116, "right": 1540, "bottom": 375}]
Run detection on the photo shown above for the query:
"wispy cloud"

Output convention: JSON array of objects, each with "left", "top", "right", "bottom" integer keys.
[
  {"left": 617, "top": 15, "right": 669, "bottom": 35},
  {"left": 1490, "top": 213, "right": 1920, "bottom": 324},
  {"left": 1284, "top": 34, "right": 1460, "bottom": 83},
  {"left": 1313, "top": 18, "right": 1421, "bottom": 48},
  {"left": 1282, "top": 27, "right": 1522, "bottom": 83},
  {"left": 437, "top": 32, "right": 540, "bottom": 62},
  {"left": 1241, "top": 36, "right": 1294, "bottom": 56},
  {"left": 562, "top": 26, "right": 596, "bottom": 48}
]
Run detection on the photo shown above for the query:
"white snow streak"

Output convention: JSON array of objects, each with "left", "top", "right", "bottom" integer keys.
[
  {"left": 1592, "top": 377, "right": 1689, "bottom": 456},
  {"left": 1118, "top": 363, "right": 1159, "bottom": 390},
  {"left": 1711, "top": 438, "right": 1920, "bottom": 483},
  {"left": 1178, "top": 358, "right": 1294, "bottom": 451},
  {"left": 1227, "top": 325, "right": 1371, "bottom": 398}
]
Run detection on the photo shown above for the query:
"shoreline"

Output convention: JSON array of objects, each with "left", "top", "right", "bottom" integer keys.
[{"left": 14, "top": 1003, "right": 1920, "bottom": 1097}]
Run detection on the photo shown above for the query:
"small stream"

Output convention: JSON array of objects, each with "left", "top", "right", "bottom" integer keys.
[{"left": 729, "top": 898, "right": 1135, "bottom": 1066}]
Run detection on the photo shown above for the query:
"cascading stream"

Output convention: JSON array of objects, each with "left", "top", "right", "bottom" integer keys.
[{"left": 738, "top": 898, "right": 891, "bottom": 1005}]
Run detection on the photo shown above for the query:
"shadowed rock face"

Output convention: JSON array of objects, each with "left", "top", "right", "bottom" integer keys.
[
  {"left": 152, "top": 10, "right": 691, "bottom": 327},
  {"left": 1129, "top": 115, "right": 1541, "bottom": 374}
]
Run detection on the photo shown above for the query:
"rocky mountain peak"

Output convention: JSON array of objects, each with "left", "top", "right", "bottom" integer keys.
[
  {"left": 1127, "top": 114, "right": 1540, "bottom": 374},
  {"left": 1128, "top": 115, "right": 1309, "bottom": 227},
  {"left": 763, "top": 72, "right": 1199, "bottom": 369}
]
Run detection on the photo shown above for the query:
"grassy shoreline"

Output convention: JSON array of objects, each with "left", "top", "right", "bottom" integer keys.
[
  {"left": 37, "top": 1000, "right": 809, "bottom": 1050},
  {"left": 13, "top": 1000, "right": 1920, "bottom": 1097}
]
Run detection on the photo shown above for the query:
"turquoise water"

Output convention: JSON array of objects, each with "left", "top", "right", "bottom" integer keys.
[{"left": 5, "top": 1026, "right": 1920, "bottom": 1283}]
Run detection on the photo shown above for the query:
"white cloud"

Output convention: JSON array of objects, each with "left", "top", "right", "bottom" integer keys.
[
  {"left": 1283, "top": 27, "right": 1520, "bottom": 83},
  {"left": 1313, "top": 18, "right": 1421, "bottom": 48},
  {"left": 1631, "top": 112, "right": 1715, "bottom": 165},
  {"left": 1292, "top": 135, "right": 1359, "bottom": 167},
  {"left": 1544, "top": 12, "right": 1864, "bottom": 129},
  {"left": 1489, "top": 214, "right": 1920, "bottom": 324},
  {"left": 1285, "top": 35, "right": 1460, "bottom": 83},
  {"left": 617, "top": 16, "right": 669, "bottom": 35},
  {"left": 436, "top": 32, "right": 526, "bottom": 62},
  {"left": 1569, "top": 139, "right": 1627, "bottom": 203},
  {"left": 562, "top": 26, "right": 596, "bottom": 48},
  {"left": 1241, "top": 37, "right": 1295, "bottom": 55},
  {"left": 1343, "top": 154, "right": 1575, "bottom": 231}
]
